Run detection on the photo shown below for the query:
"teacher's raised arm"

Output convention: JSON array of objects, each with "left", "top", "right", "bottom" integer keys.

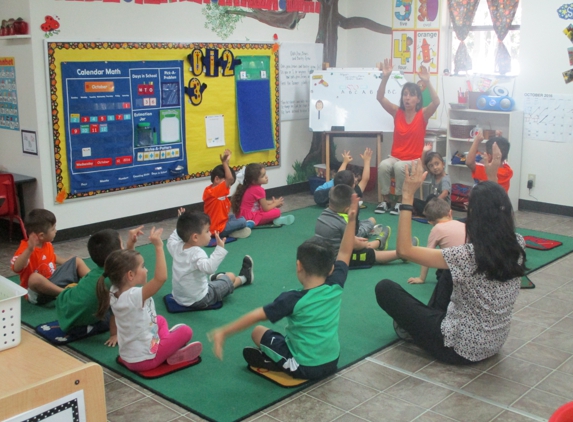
[
  {"left": 417, "top": 64, "right": 440, "bottom": 122},
  {"left": 376, "top": 59, "right": 399, "bottom": 117}
]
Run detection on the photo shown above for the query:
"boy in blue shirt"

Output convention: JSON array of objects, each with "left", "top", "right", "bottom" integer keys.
[{"left": 209, "top": 194, "right": 359, "bottom": 379}]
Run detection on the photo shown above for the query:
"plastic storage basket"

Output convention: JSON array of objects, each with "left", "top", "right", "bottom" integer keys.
[
  {"left": 449, "top": 119, "right": 476, "bottom": 139},
  {"left": 0, "top": 275, "right": 27, "bottom": 351}
]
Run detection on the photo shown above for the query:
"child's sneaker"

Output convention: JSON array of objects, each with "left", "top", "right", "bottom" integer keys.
[
  {"left": 359, "top": 200, "right": 367, "bottom": 209},
  {"left": 273, "top": 215, "right": 295, "bottom": 226},
  {"left": 389, "top": 203, "right": 401, "bottom": 215},
  {"left": 239, "top": 255, "right": 254, "bottom": 285},
  {"left": 393, "top": 321, "right": 413, "bottom": 342},
  {"left": 375, "top": 202, "right": 390, "bottom": 214},
  {"left": 229, "top": 227, "right": 251, "bottom": 238},
  {"left": 209, "top": 272, "right": 225, "bottom": 281},
  {"left": 376, "top": 226, "right": 391, "bottom": 251},
  {"left": 246, "top": 220, "right": 256, "bottom": 229},
  {"left": 243, "top": 347, "right": 281, "bottom": 370},
  {"left": 166, "top": 341, "right": 202, "bottom": 365},
  {"left": 370, "top": 224, "right": 384, "bottom": 236}
]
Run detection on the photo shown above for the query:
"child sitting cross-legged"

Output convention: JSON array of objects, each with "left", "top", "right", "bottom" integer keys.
[
  {"left": 408, "top": 198, "right": 466, "bottom": 284},
  {"left": 209, "top": 193, "right": 360, "bottom": 380},
  {"left": 167, "top": 210, "right": 254, "bottom": 309},
  {"left": 95, "top": 227, "right": 202, "bottom": 371},
  {"left": 315, "top": 184, "right": 417, "bottom": 268}
]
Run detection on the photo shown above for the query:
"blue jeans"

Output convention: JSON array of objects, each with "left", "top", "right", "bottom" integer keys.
[{"left": 220, "top": 214, "right": 247, "bottom": 237}]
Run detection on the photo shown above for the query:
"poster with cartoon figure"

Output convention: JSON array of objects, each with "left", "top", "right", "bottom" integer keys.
[
  {"left": 392, "top": 30, "right": 416, "bottom": 73},
  {"left": 415, "top": 31, "right": 439, "bottom": 74},
  {"left": 393, "top": 0, "right": 415, "bottom": 29},
  {"left": 416, "top": 0, "right": 440, "bottom": 29}
]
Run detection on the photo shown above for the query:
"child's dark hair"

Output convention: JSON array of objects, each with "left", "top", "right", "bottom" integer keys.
[
  {"left": 424, "top": 151, "right": 445, "bottom": 169},
  {"left": 231, "top": 163, "right": 264, "bottom": 215},
  {"left": 333, "top": 170, "right": 354, "bottom": 187},
  {"left": 486, "top": 136, "right": 510, "bottom": 162},
  {"left": 211, "top": 164, "right": 236, "bottom": 184},
  {"left": 95, "top": 249, "right": 141, "bottom": 319},
  {"left": 297, "top": 237, "right": 335, "bottom": 277},
  {"left": 399, "top": 82, "right": 423, "bottom": 111},
  {"left": 329, "top": 184, "right": 353, "bottom": 213},
  {"left": 466, "top": 181, "right": 526, "bottom": 281},
  {"left": 88, "top": 229, "right": 122, "bottom": 267},
  {"left": 25, "top": 209, "right": 56, "bottom": 235},
  {"left": 177, "top": 211, "right": 210, "bottom": 243},
  {"left": 423, "top": 198, "right": 451, "bottom": 222}
]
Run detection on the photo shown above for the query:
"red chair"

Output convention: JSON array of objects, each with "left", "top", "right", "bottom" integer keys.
[{"left": 0, "top": 173, "right": 27, "bottom": 240}]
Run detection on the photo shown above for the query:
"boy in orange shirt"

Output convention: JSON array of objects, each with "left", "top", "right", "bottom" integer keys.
[
  {"left": 11, "top": 209, "right": 90, "bottom": 305},
  {"left": 466, "top": 131, "right": 512, "bottom": 192},
  {"left": 203, "top": 149, "right": 254, "bottom": 239}
]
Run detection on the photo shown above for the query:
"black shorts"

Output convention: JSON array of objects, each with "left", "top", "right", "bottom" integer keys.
[
  {"left": 259, "top": 329, "right": 338, "bottom": 380},
  {"left": 349, "top": 248, "right": 376, "bottom": 267}
]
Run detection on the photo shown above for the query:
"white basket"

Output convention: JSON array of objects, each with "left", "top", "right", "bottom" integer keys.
[{"left": 0, "top": 275, "right": 27, "bottom": 351}]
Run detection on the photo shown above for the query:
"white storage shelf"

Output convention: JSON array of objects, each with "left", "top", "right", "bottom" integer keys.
[{"left": 446, "top": 109, "right": 523, "bottom": 211}]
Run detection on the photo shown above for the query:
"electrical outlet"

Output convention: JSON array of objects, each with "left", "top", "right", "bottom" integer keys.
[{"left": 528, "top": 174, "right": 536, "bottom": 188}]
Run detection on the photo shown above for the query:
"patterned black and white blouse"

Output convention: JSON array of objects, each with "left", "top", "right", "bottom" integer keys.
[{"left": 441, "top": 234, "right": 525, "bottom": 362}]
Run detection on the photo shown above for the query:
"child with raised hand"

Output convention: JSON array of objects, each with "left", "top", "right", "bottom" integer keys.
[
  {"left": 466, "top": 130, "right": 512, "bottom": 192},
  {"left": 203, "top": 149, "right": 253, "bottom": 239},
  {"left": 209, "top": 193, "right": 359, "bottom": 380},
  {"left": 408, "top": 198, "right": 465, "bottom": 284},
  {"left": 167, "top": 209, "right": 254, "bottom": 309},
  {"left": 56, "top": 225, "right": 144, "bottom": 345},
  {"left": 231, "top": 163, "right": 295, "bottom": 227},
  {"left": 95, "top": 227, "right": 202, "bottom": 371},
  {"left": 11, "top": 208, "right": 90, "bottom": 305}
]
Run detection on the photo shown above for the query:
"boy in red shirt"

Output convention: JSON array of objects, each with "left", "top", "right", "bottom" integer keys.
[
  {"left": 466, "top": 131, "right": 513, "bottom": 192},
  {"left": 203, "top": 149, "right": 254, "bottom": 239},
  {"left": 11, "top": 209, "right": 90, "bottom": 305}
]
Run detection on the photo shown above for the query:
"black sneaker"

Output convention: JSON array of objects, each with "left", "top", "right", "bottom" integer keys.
[
  {"left": 393, "top": 320, "right": 413, "bottom": 342},
  {"left": 209, "top": 272, "right": 225, "bottom": 281},
  {"left": 239, "top": 255, "right": 254, "bottom": 285},
  {"left": 375, "top": 201, "right": 390, "bottom": 214},
  {"left": 243, "top": 347, "right": 281, "bottom": 370}
]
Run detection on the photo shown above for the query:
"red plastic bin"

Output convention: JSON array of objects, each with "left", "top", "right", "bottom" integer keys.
[{"left": 549, "top": 401, "right": 573, "bottom": 422}]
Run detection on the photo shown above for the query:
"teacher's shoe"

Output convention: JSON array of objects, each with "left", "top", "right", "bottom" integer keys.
[
  {"left": 389, "top": 203, "right": 401, "bottom": 215},
  {"left": 375, "top": 201, "right": 390, "bottom": 214}
]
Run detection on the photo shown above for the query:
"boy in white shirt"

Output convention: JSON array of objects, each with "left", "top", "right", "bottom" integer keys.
[{"left": 167, "top": 210, "right": 254, "bottom": 309}]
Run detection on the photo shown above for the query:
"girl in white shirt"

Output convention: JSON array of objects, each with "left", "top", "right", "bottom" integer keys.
[{"left": 96, "top": 227, "right": 202, "bottom": 371}]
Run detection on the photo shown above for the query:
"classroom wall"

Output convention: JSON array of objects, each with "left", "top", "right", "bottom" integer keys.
[
  {"left": 0, "top": 0, "right": 320, "bottom": 230},
  {"left": 513, "top": 0, "right": 573, "bottom": 208}
]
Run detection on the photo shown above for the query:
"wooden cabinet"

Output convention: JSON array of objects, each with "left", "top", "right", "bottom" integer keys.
[{"left": 446, "top": 109, "right": 523, "bottom": 210}]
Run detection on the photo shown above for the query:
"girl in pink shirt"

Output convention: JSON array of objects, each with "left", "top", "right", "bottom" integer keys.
[{"left": 231, "top": 163, "right": 295, "bottom": 227}]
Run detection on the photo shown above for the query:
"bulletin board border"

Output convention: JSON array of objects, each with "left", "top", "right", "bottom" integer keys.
[{"left": 45, "top": 41, "right": 280, "bottom": 201}]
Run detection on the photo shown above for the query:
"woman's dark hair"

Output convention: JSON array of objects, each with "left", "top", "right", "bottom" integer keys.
[
  {"left": 466, "top": 182, "right": 525, "bottom": 281},
  {"left": 95, "top": 249, "right": 141, "bottom": 319},
  {"left": 231, "top": 163, "right": 264, "bottom": 215},
  {"left": 399, "top": 82, "right": 423, "bottom": 111}
]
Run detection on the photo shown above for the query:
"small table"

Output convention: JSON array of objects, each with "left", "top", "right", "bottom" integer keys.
[
  {"left": 0, "top": 171, "right": 37, "bottom": 217},
  {"left": 321, "top": 131, "right": 384, "bottom": 202}
]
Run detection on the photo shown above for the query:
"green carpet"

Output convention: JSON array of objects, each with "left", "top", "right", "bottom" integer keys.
[{"left": 13, "top": 205, "right": 573, "bottom": 422}]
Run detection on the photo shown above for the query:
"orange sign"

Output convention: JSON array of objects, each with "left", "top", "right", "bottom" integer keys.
[{"left": 84, "top": 81, "right": 114, "bottom": 92}]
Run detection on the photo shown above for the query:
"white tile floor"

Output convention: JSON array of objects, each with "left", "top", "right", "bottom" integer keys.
[{"left": 2, "top": 191, "right": 573, "bottom": 422}]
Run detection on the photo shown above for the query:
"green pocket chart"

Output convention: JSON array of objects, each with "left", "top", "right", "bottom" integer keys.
[{"left": 235, "top": 55, "right": 275, "bottom": 153}]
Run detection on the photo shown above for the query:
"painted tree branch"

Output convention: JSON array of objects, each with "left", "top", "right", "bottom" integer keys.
[
  {"left": 338, "top": 16, "right": 392, "bottom": 34},
  {"left": 224, "top": 10, "right": 305, "bottom": 29}
]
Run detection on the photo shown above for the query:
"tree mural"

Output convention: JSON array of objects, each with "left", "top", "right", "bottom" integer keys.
[{"left": 206, "top": 0, "right": 392, "bottom": 172}]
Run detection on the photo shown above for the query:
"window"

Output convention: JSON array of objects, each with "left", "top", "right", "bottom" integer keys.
[{"left": 451, "top": 1, "right": 521, "bottom": 75}]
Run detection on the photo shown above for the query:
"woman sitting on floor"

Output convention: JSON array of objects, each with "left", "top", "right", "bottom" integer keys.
[{"left": 375, "top": 159, "right": 526, "bottom": 364}]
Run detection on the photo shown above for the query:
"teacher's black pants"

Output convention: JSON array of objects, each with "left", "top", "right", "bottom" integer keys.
[{"left": 375, "top": 270, "right": 473, "bottom": 365}]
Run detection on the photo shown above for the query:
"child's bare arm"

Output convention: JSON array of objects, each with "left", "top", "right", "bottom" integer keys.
[
  {"left": 208, "top": 307, "right": 267, "bottom": 360},
  {"left": 55, "top": 254, "right": 69, "bottom": 265},
  {"left": 466, "top": 132, "right": 484, "bottom": 172},
  {"left": 358, "top": 148, "right": 372, "bottom": 192},
  {"left": 421, "top": 142, "right": 432, "bottom": 168},
  {"left": 12, "top": 234, "right": 41, "bottom": 273},
  {"left": 126, "top": 225, "right": 144, "bottom": 250},
  {"left": 105, "top": 315, "right": 118, "bottom": 347},
  {"left": 408, "top": 266, "right": 429, "bottom": 284},
  {"left": 485, "top": 142, "right": 502, "bottom": 183},
  {"left": 259, "top": 196, "right": 284, "bottom": 211},
  {"left": 220, "top": 149, "right": 234, "bottom": 188},
  {"left": 141, "top": 227, "right": 167, "bottom": 303},
  {"left": 337, "top": 194, "right": 359, "bottom": 264},
  {"left": 339, "top": 150, "right": 352, "bottom": 172}
]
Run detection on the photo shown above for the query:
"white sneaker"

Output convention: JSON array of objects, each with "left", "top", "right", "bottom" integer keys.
[
  {"left": 375, "top": 202, "right": 390, "bottom": 214},
  {"left": 389, "top": 203, "right": 401, "bottom": 215},
  {"left": 229, "top": 227, "right": 251, "bottom": 238}
]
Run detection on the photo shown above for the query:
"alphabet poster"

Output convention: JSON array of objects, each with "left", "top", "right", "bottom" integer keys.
[
  {"left": 0, "top": 57, "right": 20, "bottom": 131},
  {"left": 46, "top": 41, "right": 279, "bottom": 200}
]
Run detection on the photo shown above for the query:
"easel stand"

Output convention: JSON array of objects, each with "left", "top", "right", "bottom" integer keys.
[{"left": 322, "top": 131, "right": 384, "bottom": 202}]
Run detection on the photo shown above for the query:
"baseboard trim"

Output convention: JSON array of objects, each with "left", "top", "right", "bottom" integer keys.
[
  {"left": 519, "top": 199, "right": 573, "bottom": 218},
  {"left": 53, "top": 182, "right": 310, "bottom": 242}
]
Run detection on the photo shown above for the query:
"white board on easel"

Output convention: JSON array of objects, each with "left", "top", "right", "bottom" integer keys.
[{"left": 309, "top": 69, "right": 405, "bottom": 132}]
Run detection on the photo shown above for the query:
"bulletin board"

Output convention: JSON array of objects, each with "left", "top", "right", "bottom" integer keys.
[{"left": 45, "top": 41, "right": 280, "bottom": 200}]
